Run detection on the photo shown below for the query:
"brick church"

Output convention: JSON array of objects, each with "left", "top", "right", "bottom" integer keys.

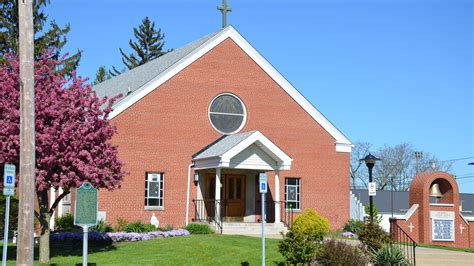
[{"left": 63, "top": 26, "right": 352, "bottom": 231}]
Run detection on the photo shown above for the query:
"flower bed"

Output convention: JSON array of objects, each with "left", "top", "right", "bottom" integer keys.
[{"left": 50, "top": 229, "right": 190, "bottom": 249}]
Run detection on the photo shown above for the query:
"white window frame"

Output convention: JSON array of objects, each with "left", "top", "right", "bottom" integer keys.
[
  {"left": 145, "top": 172, "right": 164, "bottom": 210},
  {"left": 208, "top": 92, "right": 247, "bottom": 135},
  {"left": 285, "top": 177, "right": 301, "bottom": 211}
]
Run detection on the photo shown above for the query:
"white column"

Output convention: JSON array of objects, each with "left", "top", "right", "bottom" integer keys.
[
  {"left": 57, "top": 187, "right": 64, "bottom": 218},
  {"left": 215, "top": 168, "right": 221, "bottom": 226},
  {"left": 49, "top": 187, "right": 56, "bottom": 230},
  {"left": 274, "top": 170, "right": 281, "bottom": 224}
]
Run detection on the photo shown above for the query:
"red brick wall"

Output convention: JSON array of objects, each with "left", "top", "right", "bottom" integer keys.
[
  {"left": 98, "top": 38, "right": 349, "bottom": 229},
  {"left": 407, "top": 172, "right": 472, "bottom": 248}
]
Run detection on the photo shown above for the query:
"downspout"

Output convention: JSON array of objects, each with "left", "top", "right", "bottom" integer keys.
[{"left": 185, "top": 163, "right": 195, "bottom": 226}]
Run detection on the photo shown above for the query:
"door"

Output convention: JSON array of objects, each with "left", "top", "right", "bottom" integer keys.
[{"left": 224, "top": 175, "right": 246, "bottom": 217}]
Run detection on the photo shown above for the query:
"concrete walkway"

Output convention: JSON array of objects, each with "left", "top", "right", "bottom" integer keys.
[{"left": 416, "top": 247, "right": 474, "bottom": 266}]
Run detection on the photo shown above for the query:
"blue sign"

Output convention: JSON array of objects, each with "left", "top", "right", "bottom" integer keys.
[
  {"left": 259, "top": 173, "right": 267, "bottom": 194},
  {"left": 3, "top": 164, "right": 15, "bottom": 196}
]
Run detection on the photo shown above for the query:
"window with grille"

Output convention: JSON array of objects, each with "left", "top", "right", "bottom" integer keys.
[
  {"left": 145, "top": 172, "right": 164, "bottom": 208},
  {"left": 285, "top": 178, "right": 300, "bottom": 210}
]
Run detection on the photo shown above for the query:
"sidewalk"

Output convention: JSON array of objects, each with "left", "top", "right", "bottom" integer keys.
[{"left": 416, "top": 246, "right": 474, "bottom": 266}]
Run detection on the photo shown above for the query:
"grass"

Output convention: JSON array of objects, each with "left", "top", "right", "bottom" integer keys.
[
  {"left": 1, "top": 235, "right": 285, "bottom": 265},
  {"left": 417, "top": 243, "right": 474, "bottom": 253}
]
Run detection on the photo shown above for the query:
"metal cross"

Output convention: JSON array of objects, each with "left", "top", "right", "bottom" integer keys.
[
  {"left": 408, "top": 222, "right": 415, "bottom": 233},
  {"left": 460, "top": 223, "right": 465, "bottom": 234},
  {"left": 217, "top": 0, "right": 232, "bottom": 28}
]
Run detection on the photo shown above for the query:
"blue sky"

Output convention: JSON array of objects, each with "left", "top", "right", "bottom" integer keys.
[{"left": 48, "top": 0, "right": 473, "bottom": 192}]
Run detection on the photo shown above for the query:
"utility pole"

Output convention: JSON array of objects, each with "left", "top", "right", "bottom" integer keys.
[{"left": 17, "top": 0, "right": 36, "bottom": 265}]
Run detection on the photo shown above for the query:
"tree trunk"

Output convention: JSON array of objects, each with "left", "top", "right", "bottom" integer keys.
[{"left": 37, "top": 190, "right": 50, "bottom": 263}]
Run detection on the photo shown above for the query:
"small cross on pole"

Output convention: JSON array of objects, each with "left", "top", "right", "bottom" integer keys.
[
  {"left": 408, "top": 222, "right": 415, "bottom": 233},
  {"left": 217, "top": 0, "right": 232, "bottom": 28},
  {"left": 460, "top": 224, "right": 465, "bottom": 234}
]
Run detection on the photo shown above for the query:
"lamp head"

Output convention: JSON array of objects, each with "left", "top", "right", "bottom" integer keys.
[{"left": 360, "top": 153, "right": 381, "bottom": 167}]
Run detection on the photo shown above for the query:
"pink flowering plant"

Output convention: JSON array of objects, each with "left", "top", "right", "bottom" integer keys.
[{"left": 0, "top": 51, "right": 125, "bottom": 261}]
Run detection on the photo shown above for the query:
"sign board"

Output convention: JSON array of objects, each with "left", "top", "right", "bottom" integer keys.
[
  {"left": 431, "top": 211, "right": 454, "bottom": 241},
  {"left": 74, "top": 182, "right": 98, "bottom": 226},
  {"left": 432, "top": 219, "right": 454, "bottom": 241},
  {"left": 3, "top": 164, "right": 15, "bottom": 196},
  {"left": 368, "top": 182, "right": 376, "bottom": 196},
  {"left": 259, "top": 173, "right": 267, "bottom": 194}
]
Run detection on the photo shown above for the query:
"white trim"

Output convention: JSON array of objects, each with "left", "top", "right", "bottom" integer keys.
[
  {"left": 107, "top": 26, "right": 351, "bottom": 152},
  {"left": 404, "top": 204, "right": 419, "bottom": 220},
  {"left": 193, "top": 131, "right": 292, "bottom": 171},
  {"left": 208, "top": 93, "right": 247, "bottom": 135},
  {"left": 430, "top": 203, "right": 454, "bottom": 207}
]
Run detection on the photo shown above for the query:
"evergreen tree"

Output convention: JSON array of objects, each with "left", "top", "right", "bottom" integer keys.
[
  {"left": 93, "top": 66, "right": 111, "bottom": 85},
  {"left": 0, "top": 0, "right": 81, "bottom": 75},
  {"left": 113, "top": 16, "right": 169, "bottom": 74}
]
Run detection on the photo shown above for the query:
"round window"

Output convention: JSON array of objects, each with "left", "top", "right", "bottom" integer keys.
[{"left": 208, "top": 93, "right": 246, "bottom": 135}]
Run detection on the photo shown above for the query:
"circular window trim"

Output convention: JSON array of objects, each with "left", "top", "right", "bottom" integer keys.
[{"left": 208, "top": 93, "right": 247, "bottom": 135}]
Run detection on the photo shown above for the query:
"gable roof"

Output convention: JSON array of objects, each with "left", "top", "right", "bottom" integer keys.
[
  {"left": 192, "top": 130, "right": 292, "bottom": 171},
  {"left": 192, "top": 131, "right": 256, "bottom": 160},
  {"left": 93, "top": 26, "right": 352, "bottom": 153},
  {"left": 93, "top": 30, "right": 220, "bottom": 103}
]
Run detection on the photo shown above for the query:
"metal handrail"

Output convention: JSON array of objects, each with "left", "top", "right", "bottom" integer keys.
[{"left": 389, "top": 219, "right": 417, "bottom": 265}]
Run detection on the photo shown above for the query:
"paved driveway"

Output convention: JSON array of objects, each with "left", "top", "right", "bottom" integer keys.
[{"left": 416, "top": 247, "right": 474, "bottom": 266}]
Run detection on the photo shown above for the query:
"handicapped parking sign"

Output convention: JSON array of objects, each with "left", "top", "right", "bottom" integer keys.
[
  {"left": 259, "top": 173, "right": 267, "bottom": 194},
  {"left": 3, "top": 164, "right": 15, "bottom": 196}
]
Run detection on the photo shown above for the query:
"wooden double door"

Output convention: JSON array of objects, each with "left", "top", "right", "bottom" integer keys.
[{"left": 206, "top": 174, "right": 246, "bottom": 217}]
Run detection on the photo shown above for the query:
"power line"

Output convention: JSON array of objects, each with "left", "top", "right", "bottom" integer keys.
[{"left": 439, "top": 156, "right": 474, "bottom": 163}]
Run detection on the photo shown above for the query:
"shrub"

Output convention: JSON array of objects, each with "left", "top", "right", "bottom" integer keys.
[
  {"left": 343, "top": 219, "right": 365, "bottom": 234},
  {"left": 165, "top": 224, "right": 174, "bottom": 231},
  {"left": 115, "top": 217, "right": 128, "bottom": 232},
  {"left": 185, "top": 223, "right": 214, "bottom": 234},
  {"left": 371, "top": 244, "right": 408, "bottom": 265},
  {"left": 291, "top": 209, "right": 330, "bottom": 242},
  {"left": 278, "top": 231, "right": 316, "bottom": 264},
  {"left": 123, "top": 221, "right": 157, "bottom": 233},
  {"left": 0, "top": 195, "right": 18, "bottom": 233},
  {"left": 358, "top": 222, "right": 390, "bottom": 252},
  {"left": 365, "top": 203, "right": 382, "bottom": 224},
  {"left": 316, "top": 238, "right": 368, "bottom": 265},
  {"left": 90, "top": 220, "right": 114, "bottom": 233},
  {"left": 55, "top": 213, "right": 80, "bottom": 232}
]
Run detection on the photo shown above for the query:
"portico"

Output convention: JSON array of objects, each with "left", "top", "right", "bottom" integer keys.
[{"left": 191, "top": 131, "right": 292, "bottom": 230}]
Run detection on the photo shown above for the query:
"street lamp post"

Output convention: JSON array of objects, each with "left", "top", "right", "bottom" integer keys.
[{"left": 360, "top": 153, "right": 381, "bottom": 223}]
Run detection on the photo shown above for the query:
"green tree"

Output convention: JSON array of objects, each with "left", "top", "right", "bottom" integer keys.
[
  {"left": 365, "top": 203, "right": 383, "bottom": 224},
  {"left": 113, "top": 16, "right": 169, "bottom": 74},
  {"left": 93, "top": 65, "right": 112, "bottom": 85},
  {"left": 0, "top": 0, "right": 81, "bottom": 75}
]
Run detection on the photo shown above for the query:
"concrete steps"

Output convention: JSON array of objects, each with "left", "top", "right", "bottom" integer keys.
[{"left": 221, "top": 222, "right": 288, "bottom": 235}]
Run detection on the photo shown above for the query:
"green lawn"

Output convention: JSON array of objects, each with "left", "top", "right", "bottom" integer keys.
[
  {"left": 2, "top": 235, "right": 285, "bottom": 265},
  {"left": 417, "top": 243, "right": 474, "bottom": 253}
]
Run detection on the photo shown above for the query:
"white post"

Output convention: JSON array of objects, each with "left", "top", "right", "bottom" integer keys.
[
  {"left": 215, "top": 168, "right": 221, "bottom": 228},
  {"left": 274, "top": 170, "right": 281, "bottom": 224},
  {"left": 82, "top": 225, "right": 88, "bottom": 266},
  {"left": 49, "top": 187, "right": 56, "bottom": 230},
  {"left": 2, "top": 196, "right": 11, "bottom": 266},
  {"left": 58, "top": 187, "right": 64, "bottom": 217}
]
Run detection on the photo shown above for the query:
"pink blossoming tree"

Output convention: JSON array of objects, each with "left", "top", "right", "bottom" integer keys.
[{"left": 0, "top": 52, "right": 125, "bottom": 263}]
